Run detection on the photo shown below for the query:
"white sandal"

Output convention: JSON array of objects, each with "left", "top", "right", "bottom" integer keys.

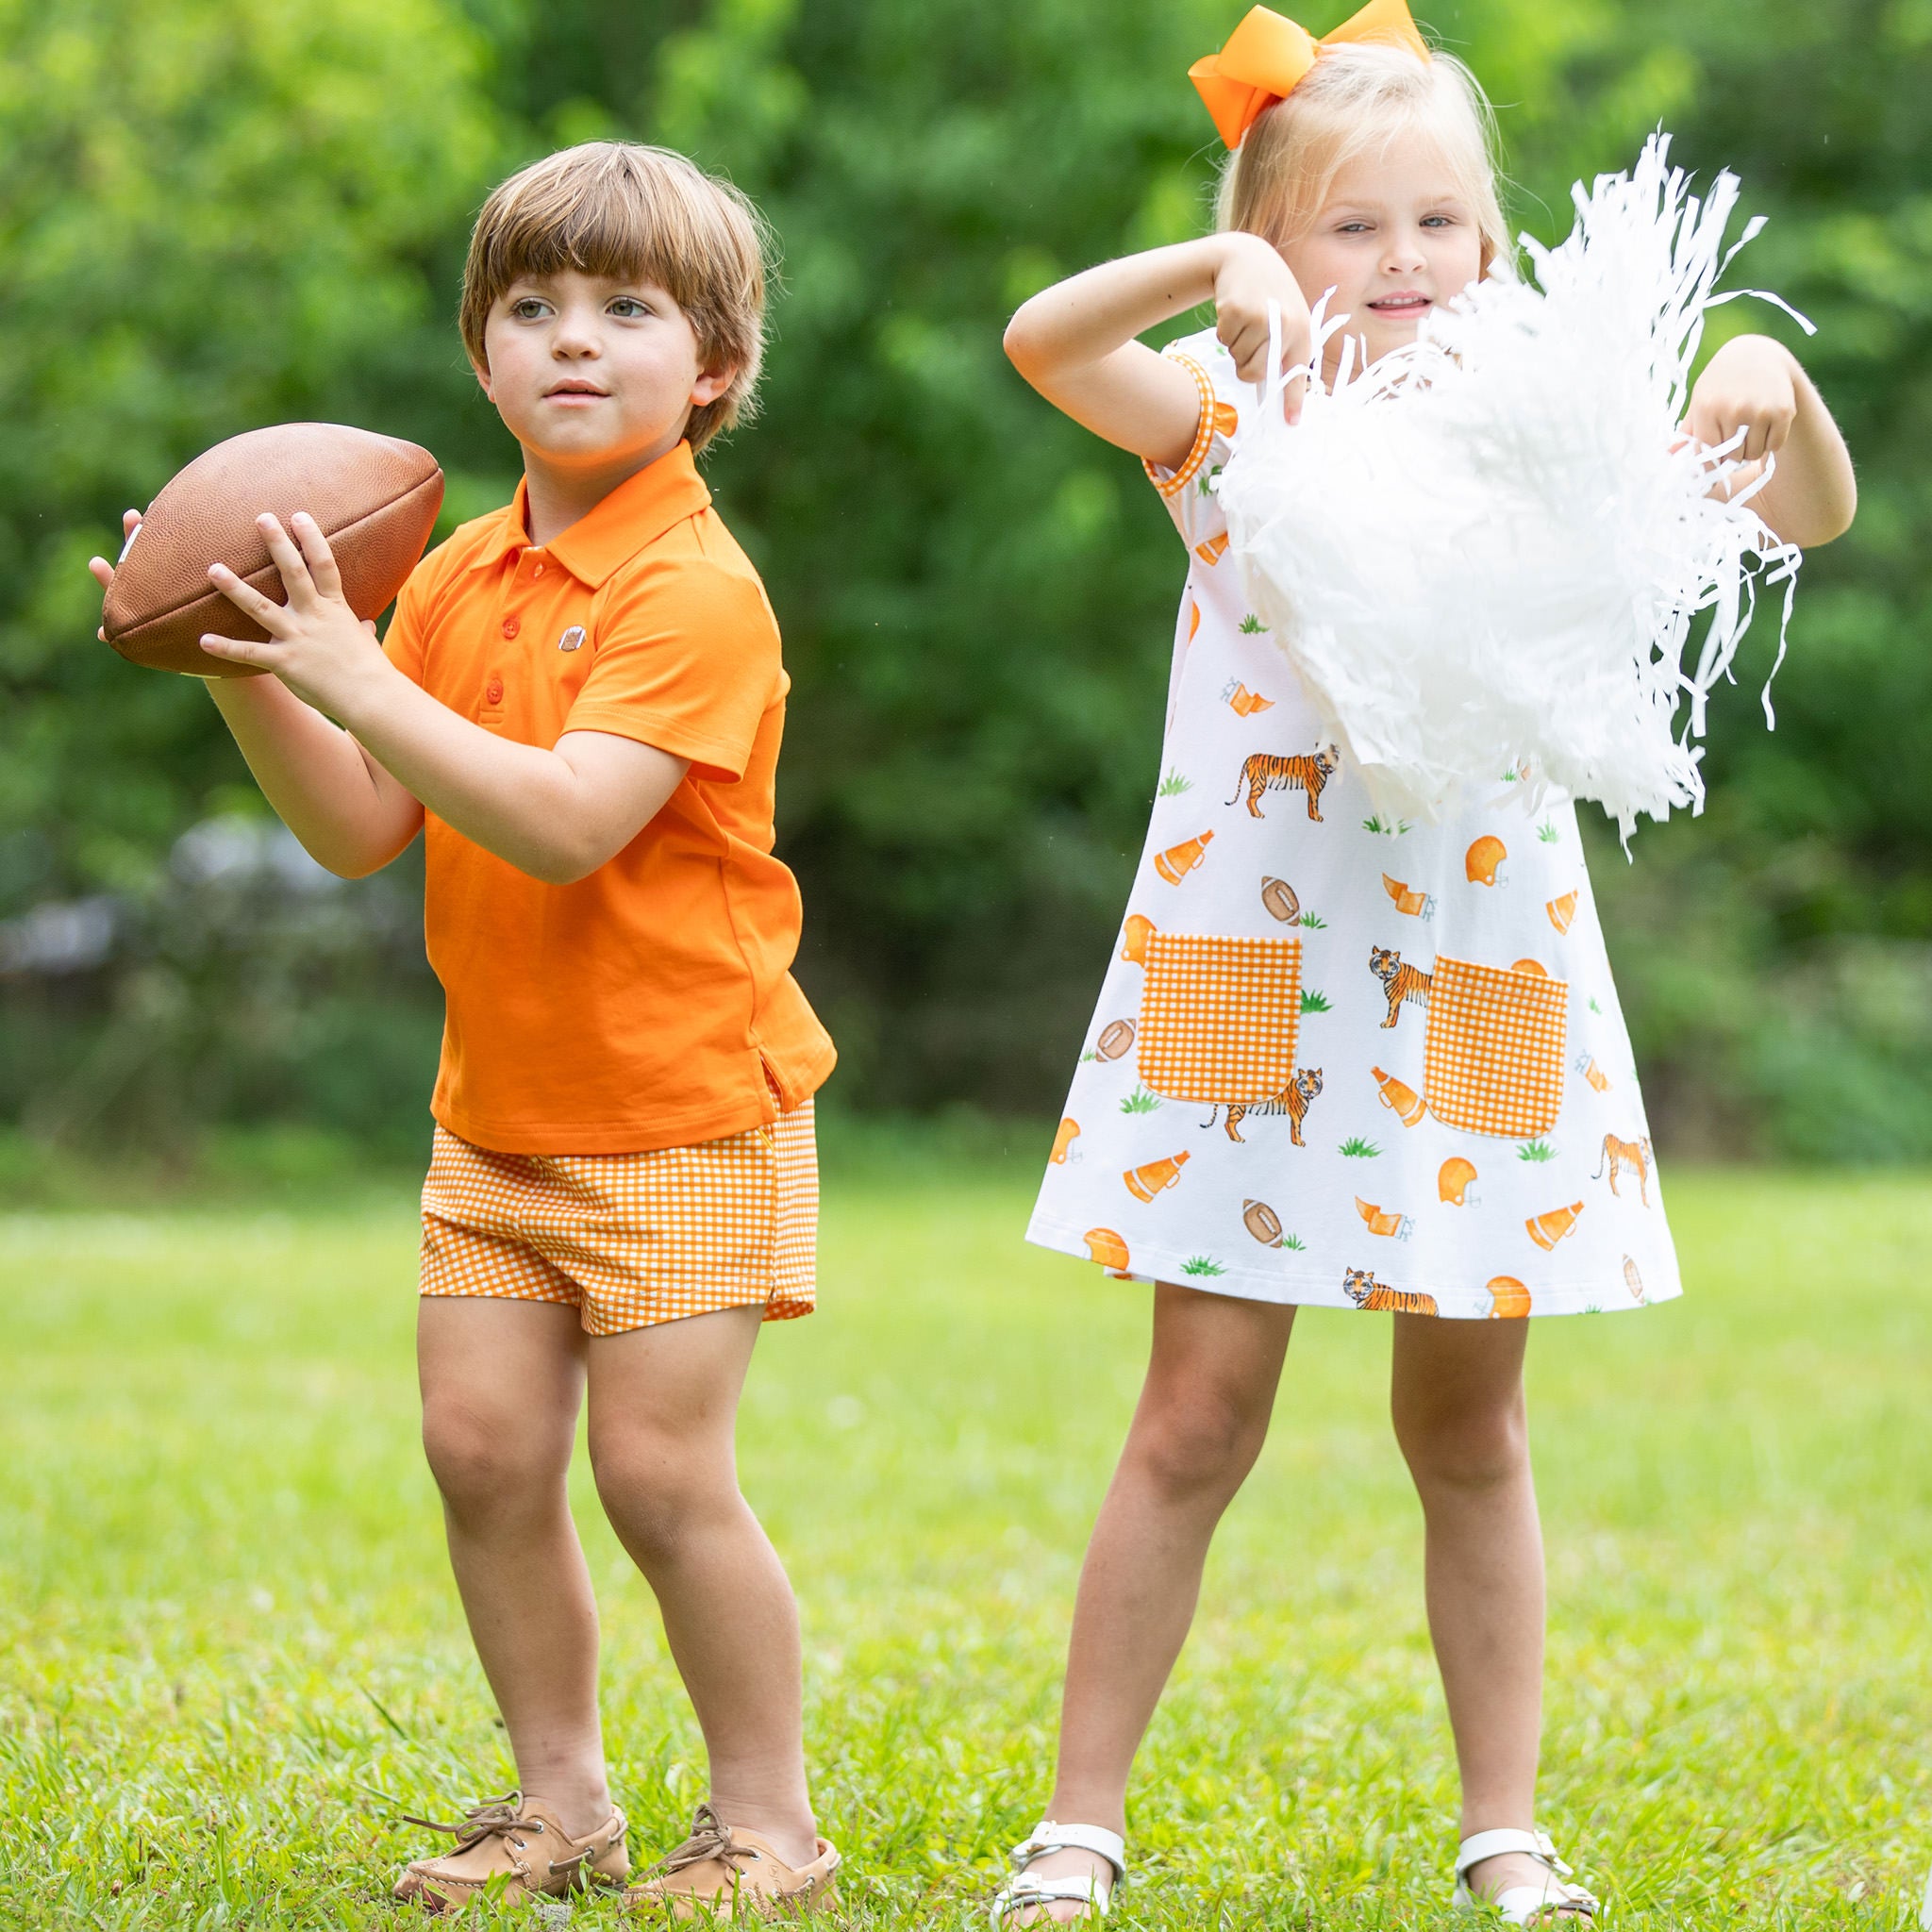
[
  {"left": 989, "top": 1821, "right": 1125, "bottom": 1924},
  {"left": 1453, "top": 1828, "right": 1599, "bottom": 1924}
]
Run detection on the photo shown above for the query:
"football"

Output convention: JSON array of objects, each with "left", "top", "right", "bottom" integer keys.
[{"left": 102, "top": 423, "right": 444, "bottom": 677}]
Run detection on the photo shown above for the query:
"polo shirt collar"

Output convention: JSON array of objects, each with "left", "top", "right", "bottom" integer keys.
[{"left": 466, "top": 441, "right": 712, "bottom": 588}]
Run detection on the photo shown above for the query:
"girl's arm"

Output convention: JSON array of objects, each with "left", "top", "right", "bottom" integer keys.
[
  {"left": 1684, "top": 335, "right": 1857, "bottom": 548},
  {"left": 1004, "top": 233, "right": 1311, "bottom": 468}
]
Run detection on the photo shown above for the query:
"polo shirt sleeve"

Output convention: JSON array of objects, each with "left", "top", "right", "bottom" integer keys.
[
  {"left": 380, "top": 550, "right": 437, "bottom": 686},
  {"left": 563, "top": 557, "right": 779, "bottom": 783}
]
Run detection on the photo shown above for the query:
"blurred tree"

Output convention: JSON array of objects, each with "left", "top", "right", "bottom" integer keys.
[{"left": 4, "top": 0, "right": 1928, "bottom": 1159}]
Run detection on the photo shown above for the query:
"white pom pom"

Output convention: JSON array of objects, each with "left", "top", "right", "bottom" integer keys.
[{"left": 1215, "top": 132, "right": 1806, "bottom": 847}]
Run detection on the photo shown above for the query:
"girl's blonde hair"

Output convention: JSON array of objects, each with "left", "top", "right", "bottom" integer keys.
[{"left": 1216, "top": 44, "right": 1512, "bottom": 278}]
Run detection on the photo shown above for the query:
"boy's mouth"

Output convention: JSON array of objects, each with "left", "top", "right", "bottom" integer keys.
[
  {"left": 544, "top": 380, "right": 610, "bottom": 401},
  {"left": 1367, "top": 292, "right": 1432, "bottom": 316}
]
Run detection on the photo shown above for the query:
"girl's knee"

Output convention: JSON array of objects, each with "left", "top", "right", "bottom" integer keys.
[
  {"left": 1392, "top": 1392, "right": 1529, "bottom": 1493},
  {"left": 1126, "top": 1384, "right": 1271, "bottom": 1504}
]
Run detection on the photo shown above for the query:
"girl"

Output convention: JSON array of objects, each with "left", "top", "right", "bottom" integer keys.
[{"left": 995, "top": 5, "right": 1856, "bottom": 1924}]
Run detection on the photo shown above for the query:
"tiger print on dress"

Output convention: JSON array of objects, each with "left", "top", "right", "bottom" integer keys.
[
  {"left": 1368, "top": 944, "right": 1433, "bottom": 1029},
  {"left": 1592, "top": 1133, "right": 1655, "bottom": 1206},
  {"left": 1227, "top": 745, "right": 1340, "bottom": 822},
  {"left": 1201, "top": 1068, "right": 1323, "bottom": 1145},
  {"left": 1341, "top": 1266, "right": 1439, "bottom": 1316}
]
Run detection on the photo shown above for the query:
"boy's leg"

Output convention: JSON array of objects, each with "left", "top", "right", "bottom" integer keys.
[
  {"left": 1018, "top": 1283, "right": 1295, "bottom": 1922},
  {"left": 1389, "top": 1314, "right": 1557, "bottom": 1907},
  {"left": 586, "top": 1304, "right": 818, "bottom": 1868},
  {"left": 416, "top": 1296, "right": 611, "bottom": 1832}
]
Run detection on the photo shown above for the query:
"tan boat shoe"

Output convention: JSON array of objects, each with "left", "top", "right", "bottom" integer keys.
[
  {"left": 623, "top": 1804, "right": 840, "bottom": 1920},
  {"left": 392, "top": 1789, "right": 628, "bottom": 1914}
]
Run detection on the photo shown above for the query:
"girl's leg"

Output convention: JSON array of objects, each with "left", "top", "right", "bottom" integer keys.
[
  {"left": 1017, "top": 1283, "right": 1296, "bottom": 1923},
  {"left": 1389, "top": 1313, "right": 1557, "bottom": 1906},
  {"left": 586, "top": 1305, "right": 818, "bottom": 1868},
  {"left": 417, "top": 1297, "right": 610, "bottom": 1832}
]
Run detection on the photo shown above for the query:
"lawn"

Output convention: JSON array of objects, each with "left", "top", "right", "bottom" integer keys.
[{"left": 1, "top": 1158, "right": 1926, "bottom": 1927}]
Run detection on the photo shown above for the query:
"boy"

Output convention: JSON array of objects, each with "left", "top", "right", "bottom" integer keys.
[{"left": 91, "top": 142, "right": 840, "bottom": 1916}]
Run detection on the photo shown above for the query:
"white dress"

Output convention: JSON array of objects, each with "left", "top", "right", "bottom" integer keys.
[{"left": 1026, "top": 327, "right": 1682, "bottom": 1320}]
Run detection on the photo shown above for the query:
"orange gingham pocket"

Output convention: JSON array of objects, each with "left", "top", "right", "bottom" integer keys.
[
  {"left": 1137, "top": 932, "right": 1302, "bottom": 1103},
  {"left": 1424, "top": 956, "right": 1568, "bottom": 1139}
]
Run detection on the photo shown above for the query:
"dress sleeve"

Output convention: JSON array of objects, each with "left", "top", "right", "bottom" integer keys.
[
  {"left": 563, "top": 557, "right": 781, "bottom": 784},
  {"left": 1141, "top": 340, "right": 1247, "bottom": 555}
]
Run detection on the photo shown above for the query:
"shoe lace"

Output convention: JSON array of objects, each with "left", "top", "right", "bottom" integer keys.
[
  {"left": 649, "top": 1804, "right": 758, "bottom": 1878},
  {"left": 400, "top": 1790, "right": 547, "bottom": 1854}
]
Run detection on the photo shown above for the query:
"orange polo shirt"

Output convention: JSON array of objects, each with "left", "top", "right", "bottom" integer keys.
[{"left": 381, "top": 441, "right": 835, "bottom": 1154}]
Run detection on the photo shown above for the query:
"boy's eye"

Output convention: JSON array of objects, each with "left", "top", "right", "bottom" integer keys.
[
  {"left": 1338, "top": 221, "right": 1373, "bottom": 234},
  {"left": 1423, "top": 214, "right": 1456, "bottom": 228},
  {"left": 511, "top": 298, "right": 551, "bottom": 320},
  {"left": 608, "top": 296, "right": 651, "bottom": 318}
]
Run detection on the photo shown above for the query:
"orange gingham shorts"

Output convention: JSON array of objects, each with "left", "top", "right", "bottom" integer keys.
[{"left": 419, "top": 1096, "right": 817, "bottom": 1335}]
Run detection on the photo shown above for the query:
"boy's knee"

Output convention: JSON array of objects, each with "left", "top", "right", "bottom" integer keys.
[
  {"left": 1128, "top": 1386, "right": 1270, "bottom": 1504},
  {"left": 422, "top": 1396, "right": 568, "bottom": 1514},
  {"left": 588, "top": 1424, "right": 730, "bottom": 1559}
]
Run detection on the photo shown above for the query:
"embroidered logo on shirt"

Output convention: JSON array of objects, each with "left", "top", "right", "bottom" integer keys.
[{"left": 558, "top": 626, "right": 586, "bottom": 652}]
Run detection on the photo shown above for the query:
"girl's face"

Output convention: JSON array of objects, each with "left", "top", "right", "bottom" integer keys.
[{"left": 1278, "top": 124, "right": 1486, "bottom": 372}]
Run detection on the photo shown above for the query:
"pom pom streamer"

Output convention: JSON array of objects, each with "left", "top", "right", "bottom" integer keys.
[{"left": 1215, "top": 133, "right": 1809, "bottom": 844}]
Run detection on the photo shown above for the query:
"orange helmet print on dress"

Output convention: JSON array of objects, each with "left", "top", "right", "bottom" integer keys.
[
  {"left": 1465, "top": 835, "right": 1507, "bottom": 886},
  {"left": 1487, "top": 1276, "right": 1532, "bottom": 1319}
]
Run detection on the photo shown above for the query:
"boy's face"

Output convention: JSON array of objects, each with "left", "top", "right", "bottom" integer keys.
[
  {"left": 1279, "top": 125, "right": 1485, "bottom": 369},
  {"left": 475, "top": 269, "right": 730, "bottom": 470}
]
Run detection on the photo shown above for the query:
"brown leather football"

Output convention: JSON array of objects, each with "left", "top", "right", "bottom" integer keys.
[{"left": 102, "top": 423, "right": 444, "bottom": 677}]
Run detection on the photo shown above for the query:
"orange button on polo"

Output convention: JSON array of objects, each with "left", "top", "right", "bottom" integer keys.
[
  {"left": 501, "top": 616, "right": 521, "bottom": 640},
  {"left": 485, "top": 675, "right": 505, "bottom": 705}
]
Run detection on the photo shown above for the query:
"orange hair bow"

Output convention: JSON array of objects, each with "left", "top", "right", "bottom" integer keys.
[{"left": 1190, "top": 0, "right": 1432, "bottom": 149}]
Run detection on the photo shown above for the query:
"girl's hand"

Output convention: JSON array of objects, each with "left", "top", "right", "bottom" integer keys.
[
  {"left": 200, "top": 512, "right": 394, "bottom": 723},
  {"left": 1212, "top": 233, "right": 1313, "bottom": 420},
  {"left": 1683, "top": 335, "right": 1799, "bottom": 466}
]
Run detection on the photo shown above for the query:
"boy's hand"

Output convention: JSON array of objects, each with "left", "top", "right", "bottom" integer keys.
[
  {"left": 200, "top": 513, "right": 392, "bottom": 719},
  {"left": 1213, "top": 233, "right": 1313, "bottom": 422},
  {"left": 1684, "top": 335, "right": 1799, "bottom": 468},
  {"left": 87, "top": 508, "right": 144, "bottom": 639}
]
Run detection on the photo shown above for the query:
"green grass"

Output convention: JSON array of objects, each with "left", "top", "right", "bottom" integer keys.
[
  {"left": 2, "top": 1167, "right": 1928, "bottom": 1927},
  {"left": 1339, "top": 1136, "right": 1383, "bottom": 1158},
  {"left": 1519, "top": 1141, "right": 1557, "bottom": 1163},
  {"left": 1120, "top": 1086, "right": 1162, "bottom": 1115},
  {"left": 1156, "top": 769, "right": 1192, "bottom": 798},
  {"left": 1302, "top": 991, "right": 1332, "bottom": 1014}
]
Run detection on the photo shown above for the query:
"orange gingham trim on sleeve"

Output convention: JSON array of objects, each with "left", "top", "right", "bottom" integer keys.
[
  {"left": 1424, "top": 958, "right": 1568, "bottom": 1140},
  {"left": 1136, "top": 932, "right": 1302, "bottom": 1103},
  {"left": 1143, "top": 352, "right": 1218, "bottom": 499},
  {"left": 418, "top": 1096, "right": 818, "bottom": 1335}
]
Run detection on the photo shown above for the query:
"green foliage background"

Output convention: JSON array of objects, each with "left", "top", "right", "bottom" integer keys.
[{"left": 3, "top": 0, "right": 1927, "bottom": 1158}]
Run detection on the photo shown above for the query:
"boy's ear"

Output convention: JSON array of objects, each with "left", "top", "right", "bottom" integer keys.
[
  {"left": 471, "top": 357, "right": 494, "bottom": 403},
  {"left": 690, "top": 362, "right": 736, "bottom": 408}
]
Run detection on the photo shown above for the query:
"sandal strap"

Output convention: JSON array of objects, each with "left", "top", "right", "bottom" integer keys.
[
  {"left": 991, "top": 1874, "right": 1112, "bottom": 1922},
  {"left": 1009, "top": 1821, "right": 1126, "bottom": 1884},
  {"left": 1487, "top": 1881, "right": 1598, "bottom": 1920},
  {"left": 1456, "top": 1828, "right": 1573, "bottom": 1882}
]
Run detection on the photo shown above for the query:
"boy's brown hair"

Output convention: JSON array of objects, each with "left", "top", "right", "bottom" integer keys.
[{"left": 460, "top": 142, "right": 773, "bottom": 454}]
